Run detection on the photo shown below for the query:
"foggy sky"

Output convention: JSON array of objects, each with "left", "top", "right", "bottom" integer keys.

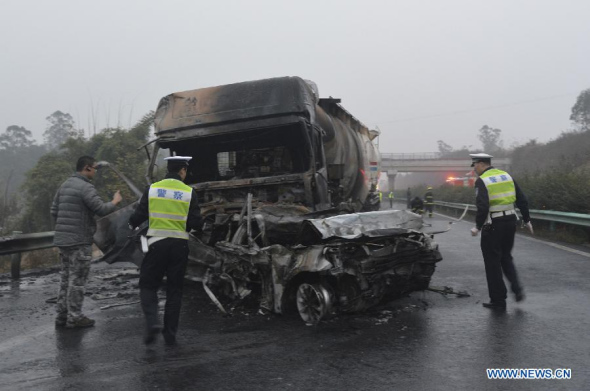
[{"left": 1, "top": 0, "right": 589, "bottom": 154}]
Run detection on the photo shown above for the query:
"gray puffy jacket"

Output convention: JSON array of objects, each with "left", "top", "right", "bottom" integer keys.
[{"left": 51, "top": 173, "right": 117, "bottom": 247}]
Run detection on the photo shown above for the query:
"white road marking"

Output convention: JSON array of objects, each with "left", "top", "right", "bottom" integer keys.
[
  {"left": 518, "top": 235, "right": 590, "bottom": 258},
  {"left": 435, "top": 212, "right": 590, "bottom": 258}
]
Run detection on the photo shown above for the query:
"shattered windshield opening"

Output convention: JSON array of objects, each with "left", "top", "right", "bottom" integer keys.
[{"left": 161, "top": 123, "right": 310, "bottom": 184}]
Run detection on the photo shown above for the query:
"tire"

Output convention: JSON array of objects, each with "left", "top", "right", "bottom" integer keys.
[{"left": 295, "top": 282, "right": 332, "bottom": 325}]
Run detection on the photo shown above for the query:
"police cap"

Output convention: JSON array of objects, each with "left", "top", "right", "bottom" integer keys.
[
  {"left": 469, "top": 153, "right": 493, "bottom": 167},
  {"left": 164, "top": 156, "right": 192, "bottom": 166}
]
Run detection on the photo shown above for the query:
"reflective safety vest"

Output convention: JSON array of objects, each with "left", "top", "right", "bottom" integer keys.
[
  {"left": 147, "top": 178, "right": 193, "bottom": 240},
  {"left": 379, "top": 192, "right": 383, "bottom": 201},
  {"left": 388, "top": 192, "right": 394, "bottom": 199},
  {"left": 479, "top": 168, "right": 516, "bottom": 212}
]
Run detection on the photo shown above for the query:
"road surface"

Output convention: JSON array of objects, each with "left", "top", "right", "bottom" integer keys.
[{"left": 0, "top": 204, "right": 588, "bottom": 390}]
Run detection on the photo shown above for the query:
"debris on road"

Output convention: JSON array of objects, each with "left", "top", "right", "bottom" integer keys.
[
  {"left": 100, "top": 301, "right": 141, "bottom": 310},
  {"left": 426, "top": 286, "right": 470, "bottom": 297}
]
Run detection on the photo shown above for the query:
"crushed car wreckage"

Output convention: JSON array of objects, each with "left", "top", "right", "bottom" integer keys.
[
  {"left": 93, "top": 77, "right": 443, "bottom": 324},
  {"left": 190, "top": 205, "right": 442, "bottom": 324}
]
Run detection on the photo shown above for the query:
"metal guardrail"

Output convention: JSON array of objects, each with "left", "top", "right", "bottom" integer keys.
[
  {"left": 0, "top": 232, "right": 55, "bottom": 279},
  {"left": 434, "top": 201, "right": 590, "bottom": 227},
  {"left": 0, "top": 231, "right": 55, "bottom": 256},
  {"left": 2, "top": 202, "right": 590, "bottom": 279}
]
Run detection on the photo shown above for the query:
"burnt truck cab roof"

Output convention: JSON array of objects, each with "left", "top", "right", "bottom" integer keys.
[
  {"left": 154, "top": 76, "right": 318, "bottom": 137},
  {"left": 150, "top": 77, "right": 329, "bottom": 212}
]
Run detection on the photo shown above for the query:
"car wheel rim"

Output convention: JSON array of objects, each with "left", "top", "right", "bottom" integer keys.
[{"left": 296, "top": 283, "right": 329, "bottom": 325}]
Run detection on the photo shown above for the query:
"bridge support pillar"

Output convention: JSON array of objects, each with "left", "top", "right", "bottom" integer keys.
[{"left": 387, "top": 170, "right": 398, "bottom": 191}]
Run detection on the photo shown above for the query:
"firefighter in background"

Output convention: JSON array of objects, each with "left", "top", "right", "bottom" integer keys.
[
  {"left": 410, "top": 196, "right": 424, "bottom": 215},
  {"left": 424, "top": 186, "right": 434, "bottom": 218},
  {"left": 378, "top": 190, "right": 383, "bottom": 208},
  {"left": 388, "top": 191, "right": 394, "bottom": 208}
]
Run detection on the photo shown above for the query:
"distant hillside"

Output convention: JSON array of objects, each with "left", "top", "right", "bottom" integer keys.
[
  {"left": 511, "top": 129, "right": 590, "bottom": 175},
  {"left": 508, "top": 129, "right": 590, "bottom": 214}
]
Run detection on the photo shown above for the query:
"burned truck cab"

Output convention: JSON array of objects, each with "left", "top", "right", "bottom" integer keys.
[{"left": 150, "top": 77, "right": 331, "bottom": 214}]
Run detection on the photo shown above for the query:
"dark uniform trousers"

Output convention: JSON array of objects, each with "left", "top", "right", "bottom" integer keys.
[
  {"left": 424, "top": 203, "right": 433, "bottom": 216},
  {"left": 139, "top": 238, "right": 189, "bottom": 341},
  {"left": 424, "top": 192, "right": 434, "bottom": 217},
  {"left": 480, "top": 218, "right": 522, "bottom": 302}
]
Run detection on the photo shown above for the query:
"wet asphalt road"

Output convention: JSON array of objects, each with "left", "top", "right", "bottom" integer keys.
[{"left": 0, "top": 203, "right": 589, "bottom": 390}]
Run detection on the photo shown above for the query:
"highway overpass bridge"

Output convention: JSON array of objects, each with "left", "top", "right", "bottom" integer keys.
[{"left": 380, "top": 152, "right": 512, "bottom": 189}]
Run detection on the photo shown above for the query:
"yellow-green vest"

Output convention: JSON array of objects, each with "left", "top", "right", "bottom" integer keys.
[
  {"left": 147, "top": 178, "right": 193, "bottom": 240},
  {"left": 388, "top": 192, "right": 394, "bottom": 199},
  {"left": 479, "top": 168, "right": 516, "bottom": 212}
]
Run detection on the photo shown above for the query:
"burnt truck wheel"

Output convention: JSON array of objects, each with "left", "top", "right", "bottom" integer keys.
[{"left": 296, "top": 283, "right": 332, "bottom": 325}]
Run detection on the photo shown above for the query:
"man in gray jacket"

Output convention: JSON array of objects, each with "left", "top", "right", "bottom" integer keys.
[{"left": 51, "top": 156, "right": 122, "bottom": 328}]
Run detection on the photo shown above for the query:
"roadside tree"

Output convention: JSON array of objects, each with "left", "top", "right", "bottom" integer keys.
[
  {"left": 437, "top": 140, "right": 453, "bottom": 156},
  {"left": 18, "top": 112, "right": 154, "bottom": 232},
  {"left": 570, "top": 88, "right": 590, "bottom": 131},
  {"left": 0, "top": 125, "right": 36, "bottom": 150},
  {"left": 477, "top": 125, "right": 503, "bottom": 153},
  {"left": 43, "top": 111, "right": 83, "bottom": 150}
]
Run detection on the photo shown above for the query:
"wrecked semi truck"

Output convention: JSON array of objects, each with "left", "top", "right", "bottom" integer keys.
[
  {"left": 97, "top": 77, "right": 442, "bottom": 324},
  {"left": 151, "top": 76, "right": 381, "bottom": 213}
]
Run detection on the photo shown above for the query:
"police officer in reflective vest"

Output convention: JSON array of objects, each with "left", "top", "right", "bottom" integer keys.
[
  {"left": 424, "top": 186, "right": 434, "bottom": 218},
  {"left": 388, "top": 191, "right": 394, "bottom": 208},
  {"left": 129, "top": 156, "right": 202, "bottom": 345},
  {"left": 469, "top": 153, "right": 533, "bottom": 309}
]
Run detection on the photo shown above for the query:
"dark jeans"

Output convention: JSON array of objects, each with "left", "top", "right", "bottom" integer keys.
[
  {"left": 480, "top": 219, "right": 522, "bottom": 302},
  {"left": 139, "top": 238, "right": 189, "bottom": 341}
]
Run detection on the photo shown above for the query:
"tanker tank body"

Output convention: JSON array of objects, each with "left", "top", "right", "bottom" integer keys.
[{"left": 315, "top": 98, "right": 381, "bottom": 211}]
